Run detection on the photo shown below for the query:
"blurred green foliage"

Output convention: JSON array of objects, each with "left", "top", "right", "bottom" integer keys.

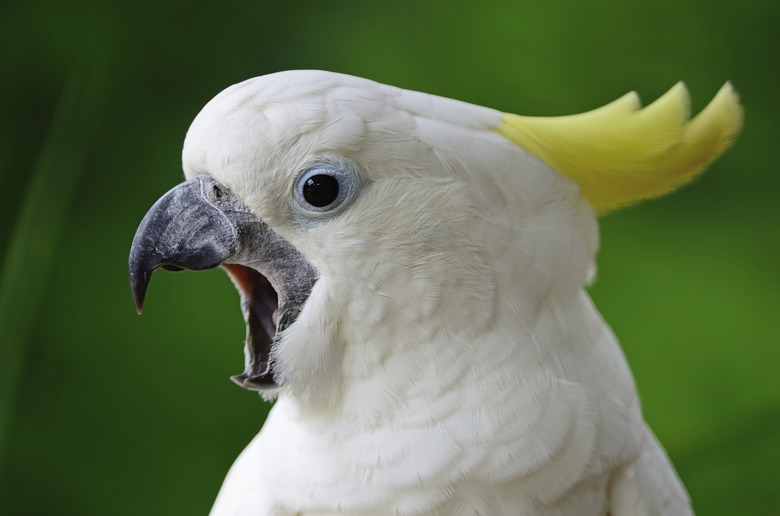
[{"left": 0, "top": 0, "right": 777, "bottom": 514}]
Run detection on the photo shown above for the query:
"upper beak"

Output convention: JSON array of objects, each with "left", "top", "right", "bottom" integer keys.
[
  {"left": 129, "top": 176, "right": 240, "bottom": 314},
  {"left": 128, "top": 175, "right": 318, "bottom": 391}
]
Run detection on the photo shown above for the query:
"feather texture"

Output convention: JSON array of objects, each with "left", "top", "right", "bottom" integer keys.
[{"left": 172, "top": 71, "right": 741, "bottom": 515}]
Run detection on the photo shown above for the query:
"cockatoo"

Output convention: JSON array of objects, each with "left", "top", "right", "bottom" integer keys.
[{"left": 129, "top": 71, "right": 742, "bottom": 515}]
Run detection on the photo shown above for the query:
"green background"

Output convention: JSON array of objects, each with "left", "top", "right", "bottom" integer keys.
[{"left": 1, "top": 0, "right": 778, "bottom": 514}]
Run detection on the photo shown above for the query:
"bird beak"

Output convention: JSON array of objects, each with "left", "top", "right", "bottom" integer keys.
[{"left": 128, "top": 175, "right": 318, "bottom": 391}]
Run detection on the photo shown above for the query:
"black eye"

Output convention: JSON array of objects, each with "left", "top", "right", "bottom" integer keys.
[
  {"left": 302, "top": 174, "right": 339, "bottom": 207},
  {"left": 293, "top": 162, "right": 359, "bottom": 216}
]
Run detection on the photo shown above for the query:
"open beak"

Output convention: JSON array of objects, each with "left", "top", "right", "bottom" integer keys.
[{"left": 128, "top": 175, "right": 318, "bottom": 390}]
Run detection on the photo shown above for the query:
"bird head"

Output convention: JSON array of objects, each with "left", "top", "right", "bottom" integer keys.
[{"left": 129, "top": 70, "right": 741, "bottom": 407}]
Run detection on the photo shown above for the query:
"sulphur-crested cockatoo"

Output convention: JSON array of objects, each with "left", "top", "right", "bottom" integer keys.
[{"left": 129, "top": 71, "right": 742, "bottom": 515}]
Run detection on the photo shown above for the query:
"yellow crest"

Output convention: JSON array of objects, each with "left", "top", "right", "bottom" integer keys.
[{"left": 494, "top": 82, "right": 743, "bottom": 213}]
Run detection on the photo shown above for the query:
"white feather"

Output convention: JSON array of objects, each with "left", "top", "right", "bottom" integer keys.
[{"left": 181, "top": 70, "right": 693, "bottom": 515}]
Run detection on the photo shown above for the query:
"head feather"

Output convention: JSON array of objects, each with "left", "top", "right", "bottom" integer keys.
[{"left": 494, "top": 82, "right": 743, "bottom": 213}]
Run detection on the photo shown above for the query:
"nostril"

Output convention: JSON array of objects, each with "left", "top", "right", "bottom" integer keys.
[{"left": 213, "top": 184, "right": 225, "bottom": 199}]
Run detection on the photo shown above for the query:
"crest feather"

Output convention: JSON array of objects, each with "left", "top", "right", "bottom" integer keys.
[{"left": 494, "top": 82, "right": 743, "bottom": 213}]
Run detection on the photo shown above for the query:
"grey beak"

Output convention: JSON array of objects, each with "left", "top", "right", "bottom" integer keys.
[
  {"left": 129, "top": 176, "right": 239, "bottom": 314},
  {"left": 129, "top": 175, "right": 318, "bottom": 391}
]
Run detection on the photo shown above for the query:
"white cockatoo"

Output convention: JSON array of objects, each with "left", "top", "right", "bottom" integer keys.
[{"left": 129, "top": 71, "right": 742, "bottom": 515}]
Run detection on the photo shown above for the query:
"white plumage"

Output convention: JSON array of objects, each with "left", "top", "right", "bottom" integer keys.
[{"left": 161, "top": 70, "right": 741, "bottom": 514}]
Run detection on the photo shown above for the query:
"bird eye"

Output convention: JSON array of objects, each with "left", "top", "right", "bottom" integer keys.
[
  {"left": 302, "top": 174, "right": 339, "bottom": 207},
  {"left": 293, "top": 162, "right": 358, "bottom": 216}
]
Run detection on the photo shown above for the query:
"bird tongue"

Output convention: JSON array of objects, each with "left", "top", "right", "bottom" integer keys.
[{"left": 222, "top": 264, "right": 279, "bottom": 390}]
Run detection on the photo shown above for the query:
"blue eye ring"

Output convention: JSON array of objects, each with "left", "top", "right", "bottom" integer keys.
[{"left": 293, "top": 161, "right": 359, "bottom": 216}]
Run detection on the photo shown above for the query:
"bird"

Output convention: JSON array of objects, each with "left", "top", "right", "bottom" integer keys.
[{"left": 128, "top": 70, "right": 742, "bottom": 515}]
